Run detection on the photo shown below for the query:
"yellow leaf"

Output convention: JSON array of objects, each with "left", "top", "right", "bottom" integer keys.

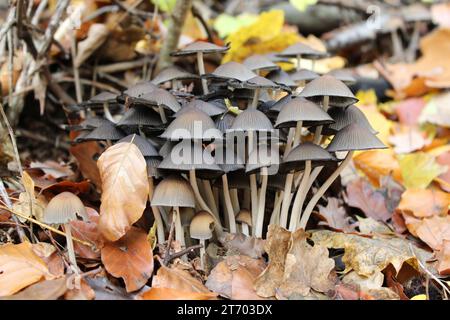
[
  {"left": 411, "top": 294, "right": 427, "bottom": 300},
  {"left": 222, "top": 10, "right": 301, "bottom": 63},
  {"left": 398, "top": 152, "right": 448, "bottom": 189},
  {"left": 355, "top": 89, "right": 378, "bottom": 106}
]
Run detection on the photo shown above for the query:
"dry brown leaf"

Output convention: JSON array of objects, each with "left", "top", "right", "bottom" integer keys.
[
  {"left": 69, "top": 141, "right": 103, "bottom": 190},
  {"left": 97, "top": 142, "right": 149, "bottom": 241},
  {"left": 75, "top": 24, "right": 109, "bottom": 67},
  {"left": 436, "top": 151, "right": 450, "bottom": 192},
  {"left": 278, "top": 229, "right": 335, "bottom": 298},
  {"left": 254, "top": 225, "right": 291, "bottom": 298},
  {"left": 64, "top": 278, "right": 95, "bottom": 300},
  {"left": 342, "top": 271, "right": 384, "bottom": 290},
  {"left": 0, "top": 278, "right": 67, "bottom": 300},
  {"left": 219, "top": 232, "right": 265, "bottom": 258},
  {"left": 101, "top": 227, "right": 153, "bottom": 292},
  {"left": 353, "top": 150, "right": 401, "bottom": 188},
  {"left": 396, "top": 188, "right": 449, "bottom": 218},
  {"left": 394, "top": 97, "right": 426, "bottom": 126},
  {"left": 388, "top": 127, "right": 431, "bottom": 154},
  {"left": 311, "top": 230, "right": 434, "bottom": 277},
  {"left": 345, "top": 178, "right": 391, "bottom": 222},
  {"left": 317, "top": 197, "right": 355, "bottom": 232},
  {"left": 32, "top": 242, "right": 64, "bottom": 277},
  {"left": 356, "top": 217, "right": 395, "bottom": 236},
  {"left": 205, "top": 255, "right": 266, "bottom": 300},
  {"left": 152, "top": 264, "right": 210, "bottom": 294},
  {"left": 139, "top": 287, "right": 217, "bottom": 300},
  {"left": 71, "top": 207, "right": 103, "bottom": 259},
  {"left": 414, "top": 215, "right": 450, "bottom": 251},
  {"left": 29, "top": 161, "right": 74, "bottom": 179},
  {"left": 0, "top": 242, "right": 55, "bottom": 297},
  {"left": 436, "top": 239, "right": 450, "bottom": 275}
]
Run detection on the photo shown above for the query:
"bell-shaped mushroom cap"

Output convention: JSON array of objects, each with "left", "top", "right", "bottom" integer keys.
[
  {"left": 82, "top": 91, "right": 118, "bottom": 107},
  {"left": 230, "top": 76, "right": 280, "bottom": 90},
  {"left": 73, "top": 130, "right": 91, "bottom": 143},
  {"left": 290, "top": 68, "right": 319, "bottom": 82},
  {"left": 170, "top": 41, "right": 229, "bottom": 56},
  {"left": 73, "top": 117, "right": 111, "bottom": 130},
  {"left": 160, "top": 108, "right": 222, "bottom": 141},
  {"left": 151, "top": 66, "right": 199, "bottom": 85},
  {"left": 83, "top": 122, "right": 126, "bottom": 141},
  {"left": 145, "top": 156, "right": 163, "bottom": 179},
  {"left": 137, "top": 88, "right": 181, "bottom": 112},
  {"left": 246, "top": 144, "right": 280, "bottom": 174},
  {"left": 116, "top": 106, "right": 162, "bottom": 127},
  {"left": 264, "top": 52, "right": 293, "bottom": 64},
  {"left": 42, "top": 192, "right": 87, "bottom": 224},
  {"left": 189, "top": 211, "right": 215, "bottom": 240},
  {"left": 266, "top": 94, "right": 294, "bottom": 115},
  {"left": 243, "top": 54, "right": 279, "bottom": 72},
  {"left": 323, "top": 105, "right": 377, "bottom": 135},
  {"left": 158, "top": 140, "right": 222, "bottom": 175},
  {"left": 175, "top": 99, "right": 225, "bottom": 118},
  {"left": 121, "top": 82, "right": 158, "bottom": 101},
  {"left": 158, "top": 140, "right": 176, "bottom": 157},
  {"left": 266, "top": 69, "right": 296, "bottom": 88},
  {"left": 327, "top": 123, "right": 387, "bottom": 152},
  {"left": 236, "top": 209, "right": 252, "bottom": 226},
  {"left": 326, "top": 69, "right": 356, "bottom": 85},
  {"left": 275, "top": 97, "right": 334, "bottom": 128},
  {"left": 299, "top": 75, "right": 358, "bottom": 107},
  {"left": 228, "top": 108, "right": 274, "bottom": 133},
  {"left": 280, "top": 142, "right": 337, "bottom": 172},
  {"left": 215, "top": 112, "right": 236, "bottom": 133},
  {"left": 151, "top": 175, "right": 195, "bottom": 208},
  {"left": 204, "top": 62, "right": 257, "bottom": 82},
  {"left": 278, "top": 42, "right": 328, "bottom": 59},
  {"left": 118, "top": 134, "right": 159, "bottom": 157}
]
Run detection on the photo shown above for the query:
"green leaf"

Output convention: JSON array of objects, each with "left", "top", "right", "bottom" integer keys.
[
  {"left": 289, "top": 0, "right": 318, "bottom": 12},
  {"left": 151, "top": 0, "right": 177, "bottom": 13},
  {"left": 213, "top": 13, "right": 257, "bottom": 38}
]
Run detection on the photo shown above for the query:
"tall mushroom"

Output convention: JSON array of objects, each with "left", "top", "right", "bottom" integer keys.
[
  {"left": 277, "top": 42, "right": 327, "bottom": 71},
  {"left": 42, "top": 192, "right": 88, "bottom": 273},
  {"left": 151, "top": 65, "right": 199, "bottom": 90}
]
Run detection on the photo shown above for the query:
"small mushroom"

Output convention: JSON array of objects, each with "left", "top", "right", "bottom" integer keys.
[
  {"left": 82, "top": 121, "right": 126, "bottom": 146},
  {"left": 175, "top": 99, "right": 226, "bottom": 118},
  {"left": 243, "top": 54, "right": 279, "bottom": 74},
  {"left": 323, "top": 105, "right": 377, "bottom": 135},
  {"left": 278, "top": 42, "right": 327, "bottom": 71},
  {"left": 190, "top": 210, "right": 215, "bottom": 269},
  {"left": 42, "top": 192, "right": 88, "bottom": 272},
  {"left": 151, "top": 66, "right": 199, "bottom": 88},
  {"left": 116, "top": 106, "right": 163, "bottom": 132},
  {"left": 136, "top": 88, "right": 181, "bottom": 123},
  {"left": 118, "top": 134, "right": 160, "bottom": 157},
  {"left": 236, "top": 209, "right": 252, "bottom": 236}
]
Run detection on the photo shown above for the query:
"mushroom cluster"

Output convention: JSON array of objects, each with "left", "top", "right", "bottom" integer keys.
[{"left": 69, "top": 40, "right": 385, "bottom": 259}]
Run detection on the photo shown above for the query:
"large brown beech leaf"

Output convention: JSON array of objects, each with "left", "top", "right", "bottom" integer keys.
[
  {"left": 70, "top": 141, "right": 103, "bottom": 190},
  {"left": 101, "top": 227, "right": 153, "bottom": 292},
  {"left": 97, "top": 142, "right": 149, "bottom": 241},
  {"left": 70, "top": 207, "right": 103, "bottom": 259}
]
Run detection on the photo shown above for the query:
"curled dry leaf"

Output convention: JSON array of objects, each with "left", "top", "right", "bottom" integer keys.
[
  {"left": 356, "top": 217, "right": 395, "bottom": 236},
  {"left": 436, "top": 240, "right": 450, "bottom": 275},
  {"left": 29, "top": 161, "right": 74, "bottom": 180},
  {"left": 342, "top": 270, "right": 384, "bottom": 290},
  {"left": 311, "top": 230, "right": 434, "bottom": 277},
  {"left": 345, "top": 178, "right": 391, "bottom": 222},
  {"left": 71, "top": 207, "right": 103, "bottom": 259},
  {"left": 101, "top": 227, "right": 153, "bottom": 292},
  {"left": 139, "top": 287, "right": 217, "bottom": 300},
  {"left": 396, "top": 188, "right": 449, "bottom": 218},
  {"left": 317, "top": 197, "right": 355, "bottom": 232},
  {"left": 32, "top": 242, "right": 64, "bottom": 277},
  {"left": 97, "top": 142, "right": 149, "bottom": 241},
  {"left": 254, "top": 225, "right": 291, "bottom": 298},
  {"left": 75, "top": 23, "right": 109, "bottom": 68},
  {"left": 0, "top": 242, "right": 55, "bottom": 297},
  {"left": 206, "top": 255, "right": 266, "bottom": 300},
  {"left": 152, "top": 264, "right": 211, "bottom": 294},
  {"left": 70, "top": 141, "right": 103, "bottom": 190},
  {"left": 414, "top": 215, "right": 450, "bottom": 251},
  {"left": 0, "top": 278, "right": 67, "bottom": 300},
  {"left": 219, "top": 232, "right": 266, "bottom": 258},
  {"left": 64, "top": 278, "right": 96, "bottom": 300}
]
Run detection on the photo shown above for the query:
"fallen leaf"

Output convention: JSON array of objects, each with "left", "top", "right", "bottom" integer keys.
[
  {"left": 311, "top": 230, "right": 434, "bottom": 277},
  {"left": 0, "top": 278, "right": 67, "bottom": 300},
  {"left": 419, "top": 88, "right": 450, "bottom": 128},
  {"left": 101, "top": 227, "right": 153, "bottom": 292},
  {"left": 40, "top": 180, "right": 91, "bottom": 195},
  {"left": 29, "top": 161, "right": 74, "bottom": 179},
  {"left": 75, "top": 24, "right": 109, "bottom": 67},
  {"left": 436, "top": 151, "right": 450, "bottom": 192},
  {"left": 97, "top": 142, "right": 149, "bottom": 241},
  {"left": 219, "top": 233, "right": 265, "bottom": 258},
  {"left": 431, "top": 2, "right": 450, "bottom": 28},
  {"left": 342, "top": 271, "right": 384, "bottom": 290},
  {"left": 85, "top": 275, "right": 135, "bottom": 300},
  {"left": 317, "top": 197, "right": 355, "bottom": 232},
  {"left": 357, "top": 105, "right": 393, "bottom": 146},
  {"left": 152, "top": 264, "right": 210, "bottom": 294},
  {"left": 0, "top": 242, "right": 55, "bottom": 297},
  {"left": 71, "top": 207, "right": 102, "bottom": 259},
  {"left": 389, "top": 126, "right": 431, "bottom": 154},
  {"left": 356, "top": 217, "right": 395, "bottom": 236},
  {"left": 139, "top": 287, "right": 217, "bottom": 300},
  {"left": 414, "top": 215, "right": 450, "bottom": 251},
  {"left": 353, "top": 150, "right": 401, "bottom": 187},
  {"left": 254, "top": 225, "right": 291, "bottom": 298},
  {"left": 394, "top": 97, "right": 426, "bottom": 126},
  {"left": 70, "top": 141, "right": 103, "bottom": 190},
  {"left": 64, "top": 278, "right": 95, "bottom": 300},
  {"left": 398, "top": 152, "right": 447, "bottom": 189},
  {"left": 345, "top": 178, "right": 391, "bottom": 222},
  {"left": 32, "top": 242, "right": 64, "bottom": 277},
  {"left": 396, "top": 188, "right": 449, "bottom": 218},
  {"left": 436, "top": 239, "right": 450, "bottom": 275},
  {"left": 206, "top": 255, "right": 266, "bottom": 300}
]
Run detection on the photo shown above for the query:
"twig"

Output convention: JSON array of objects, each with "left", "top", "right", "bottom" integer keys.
[
  {"left": 0, "top": 179, "right": 27, "bottom": 241},
  {"left": 70, "top": 31, "right": 82, "bottom": 103},
  {"left": 0, "top": 103, "right": 23, "bottom": 175},
  {"left": 163, "top": 214, "right": 176, "bottom": 265},
  {"left": 96, "top": 58, "right": 149, "bottom": 74},
  {"left": 165, "top": 244, "right": 202, "bottom": 263}
]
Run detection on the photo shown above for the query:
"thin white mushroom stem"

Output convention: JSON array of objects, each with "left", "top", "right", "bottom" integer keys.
[
  {"left": 251, "top": 88, "right": 260, "bottom": 109},
  {"left": 247, "top": 131, "right": 258, "bottom": 232},
  {"left": 230, "top": 189, "right": 240, "bottom": 214},
  {"left": 299, "top": 151, "right": 354, "bottom": 229},
  {"left": 269, "top": 191, "right": 284, "bottom": 225},
  {"left": 283, "top": 128, "right": 295, "bottom": 157},
  {"left": 255, "top": 167, "right": 268, "bottom": 238},
  {"left": 306, "top": 165, "right": 323, "bottom": 192},
  {"left": 199, "top": 238, "right": 206, "bottom": 270},
  {"left": 222, "top": 175, "right": 237, "bottom": 233},
  {"left": 313, "top": 96, "right": 329, "bottom": 144},
  {"left": 292, "top": 121, "right": 303, "bottom": 148},
  {"left": 279, "top": 173, "right": 294, "bottom": 228},
  {"left": 189, "top": 169, "right": 223, "bottom": 233},
  {"left": 148, "top": 177, "right": 165, "bottom": 244},
  {"left": 103, "top": 102, "right": 115, "bottom": 123},
  {"left": 241, "top": 223, "right": 249, "bottom": 236},
  {"left": 202, "top": 179, "right": 219, "bottom": 217},
  {"left": 289, "top": 160, "right": 312, "bottom": 231},
  {"left": 173, "top": 206, "right": 186, "bottom": 248},
  {"left": 196, "top": 51, "right": 209, "bottom": 94},
  {"left": 157, "top": 105, "right": 167, "bottom": 124},
  {"left": 296, "top": 54, "right": 302, "bottom": 72},
  {"left": 213, "top": 186, "right": 219, "bottom": 210},
  {"left": 64, "top": 223, "right": 80, "bottom": 273}
]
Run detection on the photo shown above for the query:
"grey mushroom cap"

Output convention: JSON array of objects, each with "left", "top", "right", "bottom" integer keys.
[
  {"left": 170, "top": 41, "right": 230, "bottom": 56},
  {"left": 299, "top": 75, "right": 358, "bottom": 107},
  {"left": 83, "top": 91, "right": 118, "bottom": 106},
  {"left": 215, "top": 112, "right": 236, "bottom": 133},
  {"left": 280, "top": 142, "right": 338, "bottom": 173},
  {"left": 278, "top": 42, "right": 328, "bottom": 59},
  {"left": 229, "top": 76, "right": 280, "bottom": 90},
  {"left": 243, "top": 54, "right": 279, "bottom": 72},
  {"left": 160, "top": 108, "right": 223, "bottom": 141},
  {"left": 118, "top": 134, "right": 160, "bottom": 157},
  {"left": 267, "top": 69, "right": 296, "bottom": 88},
  {"left": 151, "top": 66, "right": 199, "bottom": 85},
  {"left": 69, "top": 117, "right": 112, "bottom": 131},
  {"left": 42, "top": 192, "right": 88, "bottom": 224},
  {"left": 290, "top": 69, "right": 319, "bottom": 82},
  {"left": 121, "top": 82, "right": 158, "bottom": 101},
  {"left": 189, "top": 211, "right": 215, "bottom": 240},
  {"left": 264, "top": 52, "right": 293, "bottom": 64},
  {"left": 245, "top": 144, "right": 280, "bottom": 174},
  {"left": 175, "top": 99, "right": 226, "bottom": 118},
  {"left": 145, "top": 156, "right": 163, "bottom": 179},
  {"left": 82, "top": 122, "right": 126, "bottom": 141},
  {"left": 275, "top": 97, "right": 334, "bottom": 128},
  {"left": 228, "top": 108, "right": 274, "bottom": 133},
  {"left": 267, "top": 94, "right": 294, "bottom": 115},
  {"left": 136, "top": 88, "right": 181, "bottom": 112},
  {"left": 322, "top": 105, "right": 377, "bottom": 135},
  {"left": 326, "top": 123, "right": 387, "bottom": 152},
  {"left": 116, "top": 106, "right": 163, "bottom": 128},
  {"left": 203, "top": 62, "right": 257, "bottom": 82},
  {"left": 151, "top": 175, "right": 196, "bottom": 208},
  {"left": 326, "top": 69, "right": 357, "bottom": 85}
]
